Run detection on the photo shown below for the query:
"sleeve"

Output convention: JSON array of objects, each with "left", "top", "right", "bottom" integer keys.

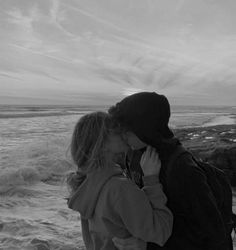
[
  {"left": 81, "top": 218, "right": 93, "bottom": 250},
  {"left": 182, "top": 158, "right": 226, "bottom": 249},
  {"left": 113, "top": 175, "right": 173, "bottom": 246}
]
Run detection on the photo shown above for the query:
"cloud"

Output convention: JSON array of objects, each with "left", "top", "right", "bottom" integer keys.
[
  {"left": 122, "top": 87, "right": 146, "bottom": 96},
  {"left": 0, "top": 72, "right": 22, "bottom": 81},
  {"left": 0, "top": 0, "right": 236, "bottom": 105},
  {"left": 5, "top": 6, "right": 43, "bottom": 49}
]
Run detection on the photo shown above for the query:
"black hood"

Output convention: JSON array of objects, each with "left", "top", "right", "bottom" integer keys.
[{"left": 109, "top": 92, "right": 179, "bottom": 156}]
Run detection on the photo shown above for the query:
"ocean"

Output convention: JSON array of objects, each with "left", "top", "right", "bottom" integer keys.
[{"left": 0, "top": 105, "right": 235, "bottom": 250}]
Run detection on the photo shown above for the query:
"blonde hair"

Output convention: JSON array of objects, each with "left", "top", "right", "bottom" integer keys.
[{"left": 70, "top": 111, "right": 117, "bottom": 174}]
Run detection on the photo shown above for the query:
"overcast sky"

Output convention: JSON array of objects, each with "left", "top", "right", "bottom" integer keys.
[{"left": 0, "top": 0, "right": 236, "bottom": 106}]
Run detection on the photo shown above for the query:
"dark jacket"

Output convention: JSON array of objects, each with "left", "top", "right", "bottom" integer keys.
[
  {"left": 109, "top": 92, "right": 229, "bottom": 250},
  {"left": 127, "top": 147, "right": 229, "bottom": 250}
]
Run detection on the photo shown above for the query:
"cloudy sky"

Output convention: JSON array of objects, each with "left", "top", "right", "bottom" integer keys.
[{"left": 0, "top": 0, "right": 236, "bottom": 105}]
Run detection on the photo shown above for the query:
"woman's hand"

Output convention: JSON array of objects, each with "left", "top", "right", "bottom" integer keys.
[{"left": 140, "top": 146, "right": 161, "bottom": 176}]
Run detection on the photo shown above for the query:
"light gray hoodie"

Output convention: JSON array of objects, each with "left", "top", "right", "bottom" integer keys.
[{"left": 68, "top": 166, "right": 173, "bottom": 249}]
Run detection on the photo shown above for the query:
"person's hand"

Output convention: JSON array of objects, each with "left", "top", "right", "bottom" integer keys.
[
  {"left": 140, "top": 146, "right": 161, "bottom": 176},
  {"left": 112, "top": 237, "right": 146, "bottom": 250}
]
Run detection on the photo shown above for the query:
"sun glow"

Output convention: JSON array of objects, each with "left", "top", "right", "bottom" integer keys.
[{"left": 122, "top": 88, "right": 146, "bottom": 96}]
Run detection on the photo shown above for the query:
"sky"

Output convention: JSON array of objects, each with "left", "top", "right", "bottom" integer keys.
[{"left": 0, "top": 0, "right": 236, "bottom": 106}]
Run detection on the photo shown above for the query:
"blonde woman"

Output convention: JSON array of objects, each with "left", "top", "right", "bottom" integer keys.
[{"left": 67, "top": 112, "right": 173, "bottom": 250}]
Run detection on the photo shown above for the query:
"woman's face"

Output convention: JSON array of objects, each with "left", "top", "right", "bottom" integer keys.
[{"left": 105, "top": 132, "right": 130, "bottom": 154}]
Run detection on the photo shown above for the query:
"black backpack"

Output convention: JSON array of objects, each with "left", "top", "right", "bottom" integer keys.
[{"left": 167, "top": 146, "right": 235, "bottom": 248}]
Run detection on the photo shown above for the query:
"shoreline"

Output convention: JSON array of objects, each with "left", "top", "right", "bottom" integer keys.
[
  {"left": 201, "top": 115, "right": 236, "bottom": 127},
  {"left": 175, "top": 124, "right": 236, "bottom": 150},
  {"left": 175, "top": 124, "right": 236, "bottom": 186}
]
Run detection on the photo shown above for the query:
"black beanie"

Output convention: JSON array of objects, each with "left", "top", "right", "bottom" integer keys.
[{"left": 109, "top": 92, "right": 174, "bottom": 149}]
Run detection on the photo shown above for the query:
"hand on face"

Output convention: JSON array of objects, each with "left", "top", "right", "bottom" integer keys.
[{"left": 140, "top": 146, "right": 161, "bottom": 176}]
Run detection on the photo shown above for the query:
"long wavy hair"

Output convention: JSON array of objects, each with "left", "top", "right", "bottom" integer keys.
[
  {"left": 70, "top": 111, "right": 118, "bottom": 174},
  {"left": 67, "top": 112, "right": 118, "bottom": 194}
]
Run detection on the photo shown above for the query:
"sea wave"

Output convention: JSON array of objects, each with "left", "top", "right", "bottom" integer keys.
[
  {"left": 0, "top": 164, "right": 73, "bottom": 196},
  {"left": 202, "top": 115, "right": 236, "bottom": 127},
  {"left": 0, "top": 105, "right": 107, "bottom": 119},
  {"left": 0, "top": 167, "right": 41, "bottom": 186},
  {"left": 0, "top": 217, "right": 84, "bottom": 250},
  {"left": 0, "top": 111, "right": 84, "bottom": 119}
]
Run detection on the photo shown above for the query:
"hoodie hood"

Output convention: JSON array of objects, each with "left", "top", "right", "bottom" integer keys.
[
  {"left": 67, "top": 166, "right": 123, "bottom": 219},
  {"left": 109, "top": 92, "right": 176, "bottom": 152}
]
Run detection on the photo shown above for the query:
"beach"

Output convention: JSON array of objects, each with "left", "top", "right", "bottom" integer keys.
[{"left": 0, "top": 105, "right": 235, "bottom": 250}]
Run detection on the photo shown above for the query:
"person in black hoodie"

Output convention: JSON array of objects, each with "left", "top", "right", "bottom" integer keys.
[{"left": 108, "top": 92, "right": 230, "bottom": 250}]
